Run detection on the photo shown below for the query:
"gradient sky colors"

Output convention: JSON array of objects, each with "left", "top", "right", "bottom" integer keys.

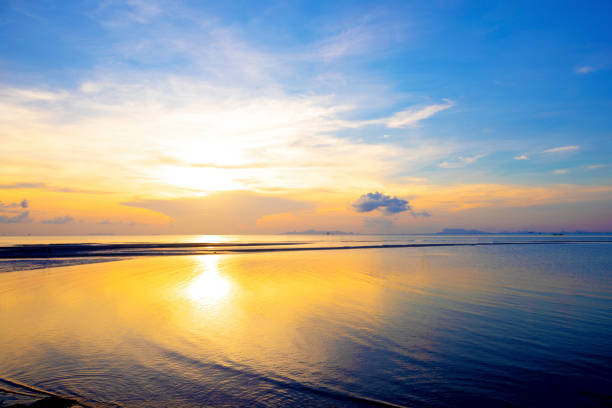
[{"left": 1, "top": 0, "right": 611, "bottom": 234}]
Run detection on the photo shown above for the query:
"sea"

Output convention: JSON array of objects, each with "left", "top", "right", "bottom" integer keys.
[{"left": 1, "top": 234, "right": 611, "bottom": 407}]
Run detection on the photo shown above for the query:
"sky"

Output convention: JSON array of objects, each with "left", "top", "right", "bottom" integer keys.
[{"left": 1, "top": 0, "right": 611, "bottom": 234}]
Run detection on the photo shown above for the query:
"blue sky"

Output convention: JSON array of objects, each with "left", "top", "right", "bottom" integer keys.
[{"left": 0, "top": 0, "right": 611, "bottom": 233}]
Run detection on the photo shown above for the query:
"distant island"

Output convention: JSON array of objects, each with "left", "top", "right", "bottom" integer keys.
[
  {"left": 437, "top": 228, "right": 491, "bottom": 235},
  {"left": 436, "top": 228, "right": 612, "bottom": 235},
  {"left": 282, "top": 230, "right": 356, "bottom": 235}
]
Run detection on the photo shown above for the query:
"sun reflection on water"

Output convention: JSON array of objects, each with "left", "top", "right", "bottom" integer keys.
[{"left": 185, "top": 255, "right": 232, "bottom": 307}]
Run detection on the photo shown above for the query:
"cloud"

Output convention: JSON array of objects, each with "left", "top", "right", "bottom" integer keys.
[
  {"left": 1, "top": 77, "right": 456, "bottom": 194},
  {"left": 0, "top": 182, "right": 47, "bottom": 189},
  {"left": 352, "top": 192, "right": 410, "bottom": 215},
  {"left": 51, "top": 187, "right": 112, "bottom": 194},
  {"left": 410, "top": 210, "right": 431, "bottom": 217},
  {"left": 384, "top": 100, "right": 455, "bottom": 128},
  {"left": 575, "top": 66, "right": 596, "bottom": 75},
  {"left": 586, "top": 164, "right": 607, "bottom": 170},
  {"left": 553, "top": 169, "right": 568, "bottom": 174},
  {"left": 335, "top": 100, "right": 455, "bottom": 129},
  {"left": 514, "top": 154, "right": 529, "bottom": 160},
  {"left": 155, "top": 155, "right": 275, "bottom": 169},
  {"left": 0, "top": 199, "right": 29, "bottom": 209},
  {"left": 97, "top": 220, "right": 138, "bottom": 226},
  {"left": 316, "top": 26, "right": 376, "bottom": 60},
  {"left": 543, "top": 145, "right": 580, "bottom": 154},
  {"left": 0, "top": 182, "right": 110, "bottom": 194},
  {"left": 0, "top": 211, "right": 31, "bottom": 224},
  {"left": 92, "top": 0, "right": 162, "bottom": 26},
  {"left": 0, "top": 4, "right": 458, "bottom": 199},
  {"left": 1, "top": 88, "right": 68, "bottom": 102},
  {"left": 41, "top": 215, "right": 75, "bottom": 224},
  {"left": 440, "top": 153, "right": 487, "bottom": 168}
]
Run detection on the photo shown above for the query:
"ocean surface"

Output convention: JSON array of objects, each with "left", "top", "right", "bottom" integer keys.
[{"left": 1, "top": 234, "right": 611, "bottom": 407}]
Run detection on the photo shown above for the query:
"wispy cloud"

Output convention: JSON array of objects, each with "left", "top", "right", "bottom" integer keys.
[
  {"left": 91, "top": 0, "right": 162, "bottom": 26},
  {"left": 0, "top": 182, "right": 110, "bottom": 194},
  {"left": 41, "top": 215, "right": 74, "bottom": 224},
  {"left": 0, "top": 199, "right": 29, "bottom": 209},
  {"left": 337, "top": 100, "right": 455, "bottom": 129},
  {"left": 155, "top": 155, "right": 275, "bottom": 169},
  {"left": 586, "top": 164, "right": 607, "bottom": 170},
  {"left": 575, "top": 66, "right": 598, "bottom": 75},
  {"left": 514, "top": 154, "right": 529, "bottom": 160},
  {"left": 385, "top": 100, "right": 455, "bottom": 128},
  {"left": 0, "top": 182, "right": 46, "bottom": 189},
  {"left": 1, "top": 80, "right": 452, "bottom": 194},
  {"left": 440, "top": 154, "right": 487, "bottom": 169},
  {"left": 0, "top": 211, "right": 31, "bottom": 224},
  {"left": 543, "top": 145, "right": 580, "bottom": 154},
  {"left": 308, "top": 10, "right": 409, "bottom": 62},
  {"left": 0, "top": 3, "right": 456, "bottom": 201},
  {"left": 0, "top": 88, "right": 68, "bottom": 102},
  {"left": 316, "top": 26, "right": 377, "bottom": 60},
  {"left": 97, "top": 219, "right": 138, "bottom": 226},
  {"left": 553, "top": 169, "right": 568, "bottom": 174}
]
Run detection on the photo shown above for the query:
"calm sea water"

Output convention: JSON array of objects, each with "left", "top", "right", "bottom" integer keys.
[{"left": 1, "top": 235, "right": 611, "bottom": 407}]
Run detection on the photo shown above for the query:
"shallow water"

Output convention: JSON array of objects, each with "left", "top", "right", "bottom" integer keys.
[
  {"left": 1, "top": 234, "right": 609, "bottom": 263},
  {"left": 1, "top": 238, "right": 611, "bottom": 407}
]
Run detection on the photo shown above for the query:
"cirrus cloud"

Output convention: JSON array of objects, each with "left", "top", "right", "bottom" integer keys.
[
  {"left": 543, "top": 145, "right": 580, "bottom": 154},
  {"left": 385, "top": 99, "right": 455, "bottom": 128},
  {"left": 440, "top": 153, "right": 487, "bottom": 169},
  {"left": 41, "top": 215, "right": 75, "bottom": 224}
]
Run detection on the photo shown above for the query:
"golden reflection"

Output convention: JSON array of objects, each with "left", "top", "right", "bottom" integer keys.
[
  {"left": 0, "top": 250, "right": 433, "bottom": 388},
  {"left": 185, "top": 255, "right": 232, "bottom": 307}
]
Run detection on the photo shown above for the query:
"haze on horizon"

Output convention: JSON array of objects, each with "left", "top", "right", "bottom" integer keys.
[{"left": 1, "top": 0, "right": 611, "bottom": 235}]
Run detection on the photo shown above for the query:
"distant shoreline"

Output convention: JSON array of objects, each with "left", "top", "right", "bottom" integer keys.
[
  {"left": 2, "top": 231, "right": 611, "bottom": 238},
  {"left": 1, "top": 239, "right": 610, "bottom": 260}
]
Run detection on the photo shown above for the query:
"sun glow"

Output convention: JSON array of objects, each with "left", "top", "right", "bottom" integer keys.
[
  {"left": 185, "top": 256, "right": 232, "bottom": 307},
  {"left": 158, "top": 166, "right": 244, "bottom": 192}
]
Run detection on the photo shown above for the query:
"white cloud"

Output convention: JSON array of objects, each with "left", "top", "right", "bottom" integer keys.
[
  {"left": 0, "top": 80, "right": 453, "bottom": 195},
  {"left": 334, "top": 100, "right": 455, "bottom": 129},
  {"left": 316, "top": 26, "right": 375, "bottom": 60},
  {"left": 575, "top": 66, "right": 596, "bottom": 75},
  {"left": 92, "top": 0, "right": 162, "bottom": 26},
  {"left": 586, "top": 164, "right": 607, "bottom": 170},
  {"left": 543, "top": 145, "right": 580, "bottom": 154},
  {"left": 514, "top": 154, "right": 529, "bottom": 160},
  {"left": 440, "top": 154, "right": 487, "bottom": 169},
  {"left": 0, "top": 5, "right": 456, "bottom": 198},
  {"left": 385, "top": 100, "right": 455, "bottom": 128},
  {"left": 0, "top": 88, "right": 67, "bottom": 102}
]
